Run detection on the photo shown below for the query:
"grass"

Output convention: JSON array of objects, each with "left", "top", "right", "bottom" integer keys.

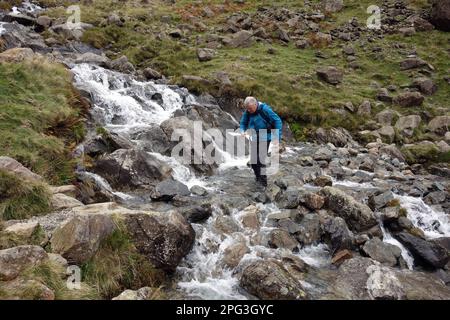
[
  {"left": 80, "top": 217, "right": 166, "bottom": 299},
  {"left": 0, "top": 169, "right": 52, "bottom": 221},
  {"left": 0, "top": 58, "right": 88, "bottom": 185},
  {"left": 0, "top": 221, "right": 47, "bottom": 249}
]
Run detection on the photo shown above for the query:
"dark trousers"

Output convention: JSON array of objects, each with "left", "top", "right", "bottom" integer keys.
[{"left": 250, "top": 138, "right": 270, "bottom": 184}]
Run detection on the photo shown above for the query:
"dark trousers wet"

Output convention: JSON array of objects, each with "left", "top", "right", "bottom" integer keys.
[{"left": 250, "top": 138, "right": 270, "bottom": 186}]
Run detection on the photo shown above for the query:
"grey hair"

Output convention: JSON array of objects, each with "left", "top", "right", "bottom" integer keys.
[{"left": 243, "top": 96, "right": 257, "bottom": 107}]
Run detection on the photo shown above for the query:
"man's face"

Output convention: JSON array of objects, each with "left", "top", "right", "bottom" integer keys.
[{"left": 246, "top": 102, "right": 257, "bottom": 114}]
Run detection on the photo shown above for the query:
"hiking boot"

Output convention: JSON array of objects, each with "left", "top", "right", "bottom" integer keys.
[{"left": 259, "top": 176, "right": 268, "bottom": 188}]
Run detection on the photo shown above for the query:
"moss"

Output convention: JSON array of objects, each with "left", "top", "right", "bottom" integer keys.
[
  {"left": 398, "top": 207, "right": 408, "bottom": 217},
  {"left": 0, "top": 170, "right": 52, "bottom": 221},
  {"left": 0, "top": 223, "right": 47, "bottom": 250},
  {"left": 81, "top": 217, "right": 166, "bottom": 299},
  {"left": 401, "top": 142, "right": 441, "bottom": 164},
  {"left": 386, "top": 199, "right": 400, "bottom": 208}
]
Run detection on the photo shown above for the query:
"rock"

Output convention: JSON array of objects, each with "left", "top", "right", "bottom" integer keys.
[
  {"left": 226, "top": 30, "right": 253, "bottom": 48},
  {"left": 401, "top": 141, "right": 440, "bottom": 164},
  {"left": 190, "top": 185, "right": 208, "bottom": 196},
  {"left": 3, "top": 13, "right": 37, "bottom": 28},
  {"left": 400, "top": 57, "right": 427, "bottom": 70},
  {"left": 368, "top": 191, "right": 394, "bottom": 210},
  {"left": 74, "top": 52, "right": 109, "bottom": 66},
  {"left": 214, "top": 215, "right": 241, "bottom": 235},
  {"left": 268, "top": 229, "right": 298, "bottom": 251},
  {"left": 240, "top": 259, "right": 308, "bottom": 300},
  {"left": 124, "top": 211, "right": 195, "bottom": 272},
  {"left": 295, "top": 39, "right": 308, "bottom": 49},
  {"left": 133, "top": 125, "right": 170, "bottom": 154},
  {"left": 112, "top": 287, "right": 156, "bottom": 300},
  {"left": 362, "top": 238, "right": 401, "bottom": 267},
  {"left": 399, "top": 27, "right": 415, "bottom": 36},
  {"left": 93, "top": 148, "right": 172, "bottom": 190},
  {"left": 302, "top": 193, "right": 325, "bottom": 210},
  {"left": 50, "top": 185, "right": 78, "bottom": 198},
  {"left": 169, "top": 29, "right": 183, "bottom": 38},
  {"left": 181, "top": 204, "right": 212, "bottom": 223},
  {"left": 357, "top": 100, "right": 371, "bottom": 116},
  {"left": 376, "top": 109, "right": 397, "bottom": 126},
  {"left": 428, "top": 116, "right": 450, "bottom": 136},
  {"left": 109, "top": 55, "right": 135, "bottom": 73},
  {"left": 50, "top": 23, "right": 93, "bottom": 40},
  {"left": 313, "top": 147, "right": 333, "bottom": 161},
  {"left": 3, "top": 221, "right": 41, "bottom": 240},
  {"left": 313, "top": 127, "right": 357, "bottom": 147},
  {"left": 322, "top": 0, "right": 344, "bottom": 12},
  {"left": 332, "top": 257, "right": 374, "bottom": 299},
  {"left": 436, "top": 140, "right": 450, "bottom": 153},
  {"left": 412, "top": 77, "right": 437, "bottom": 95},
  {"left": 0, "top": 245, "right": 48, "bottom": 281},
  {"left": 150, "top": 179, "right": 190, "bottom": 201},
  {"left": 430, "top": 0, "right": 450, "bottom": 31},
  {"left": 322, "top": 216, "right": 354, "bottom": 254},
  {"left": 316, "top": 66, "right": 343, "bottom": 85},
  {"left": 0, "top": 156, "right": 42, "bottom": 182},
  {"left": 0, "top": 47, "right": 35, "bottom": 63},
  {"left": 0, "top": 278, "right": 55, "bottom": 300},
  {"left": 84, "top": 131, "right": 133, "bottom": 157},
  {"left": 379, "top": 144, "right": 406, "bottom": 162},
  {"left": 107, "top": 13, "right": 124, "bottom": 27},
  {"left": 313, "top": 175, "right": 333, "bottom": 187},
  {"left": 51, "top": 193, "right": 83, "bottom": 210},
  {"left": 410, "top": 16, "right": 434, "bottom": 32},
  {"left": 376, "top": 88, "right": 393, "bottom": 103},
  {"left": 50, "top": 214, "right": 116, "bottom": 265},
  {"left": 331, "top": 249, "right": 353, "bottom": 265},
  {"left": 240, "top": 205, "right": 260, "bottom": 230},
  {"left": 394, "top": 92, "right": 424, "bottom": 107},
  {"left": 395, "top": 232, "right": 449, "bottom": 269},
  {"left": 322, "top": 186, "right": 377, "bottom": 232},
  {"left": 276, "top": 26, "right": 290, "bottom": 42},
  {"left": 365, "top": 264, "right": 406, "bottom": 299},
  {"left": 395, "top": 115, "right": 421, "bottom": 137},
  {"left": 197, "top": 48, "right": 216, "bottom": 62},
  {"left": 222, "top": 241, "right": 249, "bottom": 268},
  {"left": 296, "top": 213, "right": 321, "bottom": 246},
  {"left": 0, "top": 22, "right": 48, "bottom": 53},
  {"left": 377, "top": 126, "right": 395, "bottom": 143},
  {"left": 143, "top": 67, "right": 162, "bottom": 80},
  {"left": 276, "top": 188, "right": 301, "bottom": 209}
]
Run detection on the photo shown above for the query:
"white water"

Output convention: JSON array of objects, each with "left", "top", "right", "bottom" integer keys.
[
  {"left": 380, "top": 223, "right": 414, "bottom": 269},
  {"left": 11, "top": 0, "right": 42, "bottom": 14},
  {"left": 395, "top": 194, "right": 450, "bottom": 239},
  {"left": 82, "top": 171, "right": 134, "bottom": 201},
  {"left": 0, "top": 22, "right": 5, "bottom": 36}
]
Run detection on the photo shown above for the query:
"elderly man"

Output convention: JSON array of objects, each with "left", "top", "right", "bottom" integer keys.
[{"left": 239, "top": 96, "right": 282, "bottom": 188}]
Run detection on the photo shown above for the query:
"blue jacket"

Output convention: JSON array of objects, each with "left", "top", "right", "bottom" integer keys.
[{"left": 240, "top": 102, "right": 282, "bottom": 142}]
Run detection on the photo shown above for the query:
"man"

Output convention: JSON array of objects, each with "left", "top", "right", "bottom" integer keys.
[{"left": 239, "top": 96, "right": 282, "bottom": 188}]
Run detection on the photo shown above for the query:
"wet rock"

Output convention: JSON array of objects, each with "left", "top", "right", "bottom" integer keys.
[
  {"left": 394, "top": 92, "right": 424, "bottom": 107},
  {"left": 332, "top": 257, "right": 374, "bottom": 299},
  {"left": 214, "top": 215, "right": 241, "bottom": 235},
  {"left": 322, "top": 216, "right": 354, "bottom": 254},
  {"left": 295, "top": 213, "right": 321, "bottom": 246},
  {"left": 240, "top": 259, "right": 309, "bottom": 300},
  {"left": 331, "top": 249, "right": 353, "bottom": 265},
  {"left": 181, "top": 204, "right": 212, "bottom": 223},
  {"left": 362, "top": 238, "right": 402, "bottom": 267},
  {"left": 268, "top": 229, "right": 298, "bottom": 251},
  {"left": 395, "top": 115, "right": 421, "bottom": 137},
  {"left": 84, "top": 131, "right": 133, "bottom": 157},
  {"left": 150, "top": 179, "right": 190, "bottom": 201},
  {"left": 368, "top": 191, "right": 394, "bottom": 211},
  {"left": 0, "top": 245, "right": 48, "bottom": 281},
  {"left": 276, "top": 188, "right": 301, "bottom": 209},
  {"left": 316, "top": 66, "right": 343, "bottom": 85},
  {"left": 190, "top": 185, "right": 208, "bottom": 196},
  {"left": 322, "top": 186, "right": 377, "bottom": 232},
  {"left": 50, "top": 214, "right": 115, "bottom": 265},
  {"left": 240, "top": 205, "right": 260, "bottom": 230},
  {"left": 124, "top": 211, "right": 195, "bottom": 272},
  {"left": 92, "top": 148, "right": 172, "bottom": 190},
  {"left": 222, "top": 241, "right": 249, "bottom": 268},
  {"left": 313, "top": 147, "right": 333, "bottom": 161},
  {"left": 301, "top": 192, "right": 325, "bottom": 210},
  {"left": 313, "top": 175, "right": 333, "bottom": 187},
  {"left": 395, "top": 232, "right": 449, "bottom": 269},
  {"left": 365, "top": 264, "right": 405, "bottom": 299}
]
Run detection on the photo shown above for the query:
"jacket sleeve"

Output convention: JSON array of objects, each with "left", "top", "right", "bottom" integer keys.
[
  {"left": 263, "top": 104, "right": 283, "bottom": 141},
  {"left": 240, "top": 111, "right": 249, "bottom": 133}
]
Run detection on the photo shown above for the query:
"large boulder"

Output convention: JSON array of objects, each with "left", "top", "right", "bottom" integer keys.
[
  {"left": 394, "top": 92, "right": 424, "bottom": 107},
  {"left": 92, "top": 148, "right": 172, "bottom": 190},
  {"left": 50, "top": 214, "right": 116, "bottom": 265},
  {"left": 322, "top": 216, "right": 354, "bottom": 254},
  {"left": 0, "top": 47, "right": 35, "bottom": 63},
  {"left": 226, "top": 30, "right": 253, "bottom": 48},
  {"left": 240, "top": 259, "right": 309, "bottom": 300},
  {"left": 313, "top": 127, "right": 358, "bottom": 147},
  {"left": 429, "top": 0, "right": 450, "bottom": 31},
  {"left": 395, "top": 115, "right": 421, "bottom": 137},
  {"left": 0, "top": 22, "right": 49, "bottom": 53},
  {"left": 268, "top": 229, "right": 298, "bottom": 251},
  {"left": 322, "top": 187, "right": 377, "bottom": 232},
  {"left": 123, "top": 211, "right": 195, "bottom": 272},
  {"left": 0, "top": 245, "right": 48, "bottom": 281},
  {"left": 0, "top": 156, "right": 42, "bottom": 182},
  {"left": 412, "top": 77, "right": 437, "bottom": 95},
  {"left": 51, "top": 193, "right": 84, "bottom": 210},
  {"left": 316, "top": 66, "right": 343, "bottom": 85},
  {"left": 395, "top": 232, "right": 449, "bottom": 269}
]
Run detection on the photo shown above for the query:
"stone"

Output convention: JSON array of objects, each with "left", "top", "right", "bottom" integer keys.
[
  {"left": 322, "top": 0, "right": 344, "bottom": 13},
  {"left": 0, "top": 47, "right": 35, "bottom": 63},
  {"left": 400, "top": 57, "right": 427, "bottom": 70},
  {"left": 322, "top": 187, "right": 377, "bottom": 232},
  {"left": 412, "top": 77, "right": 437, "bottom": 95},
  {"left": 240, "top": 259, "right": 308, "bottom": 300},
  {"left": 227, "top": 30, "right": 253, "bottom": 48},
  {"left": 302, "top": 192, "right": 325, "bottom": 210},
  {"left": 150, "top": 179, "right": 190, "bottom": 201},
  {"left": 357, "top": 100, "right": 371, "bottom": 116},
  {"left": 394, "top": 92, "right": 424, "bottom": 107},
  {"left": 74, "top": 52, "right": 109, "bottom": 66},
  {"left": 313, "top": 147, "right": 333, "bottom": 161},
  {"left": 222, "top": 241, "right": 249, "bottom": 268},
  {"left": 190, "top": 185, "right": 208, "bottom": 196},
  {"left": 395, "top": 232, "right": 449, "bottom": 269},
  {"left": 268, "top": 229, "right": 298, "bottom": 251},
  {"left": 109, "top": 55, "right": 135, "bottom": 73},
  {"left": 240, "top": 205, "right": 260, "bottom": 230},
  {"left": 362, "top": 238, "right": 401, "bottom": 267},
  {"left": 316, "top": 66, "right": 343, "bottom": 85},
  {"left": 0, "top": 156, "right": 42, "bottom": 182},
  {"left": 124, "top": 211, "right": 195, "bottom": 272},
  {"left": 0, "top": 278, "right": 54, "bottom": 300},
  {"left": 51, "top": 214, "right": 116, "bottom": 265},
  {"left": 368, "top": 191, "right": 395, "bottom": 210},
  {"left": 181, "top": 204, "right": 212, "bottom": 223},
  {"left": 295, "top": 213, "right": 321, "bottom": 246},
  {"left": 331, "top": 249, "right": 353, "bottom": 265},
  {"left": 112, "top": 287, "right": 157, "bottom": 300},
  {"left": 0, "top": 245, "right": 48, "bottom": 281},
  {"left": 322, "top": 216, "right": 354, "bottom": 254},
  {"left": 428, "top": 116, "right": 450, "bottom": 136},
  {"left": 376, "top": 88, "right": 393, "bottom": 103},
  {"left": 395, "top": 115, "right": 421, "bottom": 137},
  {"left": 313, "top": 175, "right": 333, "bottom": 187},
  {"left": 143, "top": 67, "right": 162, "bottom": 80},
  {"left": 51, "top": 193, "right": 83, "bottom": 210},
  {"left": 430, "top": 0, "right": 450, "bottom": 31},
  {"left": 377, "top": 126, "right": 395, "bottom": 143},
  {"left": 197, "top": 48, "right": 216, "bottom": 62}
]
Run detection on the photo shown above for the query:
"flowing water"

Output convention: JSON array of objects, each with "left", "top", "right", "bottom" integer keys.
[{"left": 68, "top": 61, "right": 449, "bottom": 299}]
